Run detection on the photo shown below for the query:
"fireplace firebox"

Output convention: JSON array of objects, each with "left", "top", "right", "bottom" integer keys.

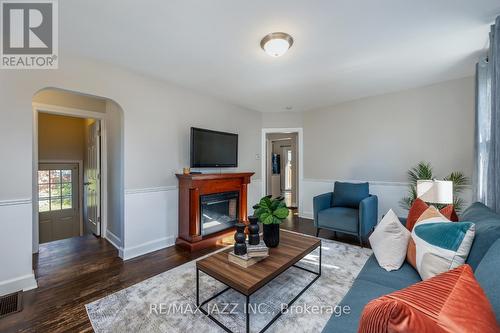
[{"left": 200, "top": 191, "right": 239, "bottom": 236}]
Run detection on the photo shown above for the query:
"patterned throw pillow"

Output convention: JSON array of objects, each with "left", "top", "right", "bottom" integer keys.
[
  {"left": 407, "top": 210, "right": 475, "bottom": 280},
  {"left": 358, "top": 265, "right": 500, "bottom": 333},
  {"left": 406, "top": 198, "right": 459, "bottom": 231}
]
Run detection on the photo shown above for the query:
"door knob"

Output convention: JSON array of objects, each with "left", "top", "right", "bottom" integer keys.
[{"left": 84, "top": 182, "right": 92, "bottom": 186}]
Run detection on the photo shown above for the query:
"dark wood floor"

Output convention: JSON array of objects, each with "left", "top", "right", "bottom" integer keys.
[{"left": 0, "top": 212, "right": 360, "bottom": 333}]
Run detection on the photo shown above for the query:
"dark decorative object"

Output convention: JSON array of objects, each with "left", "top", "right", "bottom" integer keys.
[
  {"left": 248, "top": 216, "right": 260, "bottom": 245},
  {"left": 263, "top": 223, "right": 280, "bottom": 248},
  {"left": 234, "top": 223, "right": 247, "bottom": 255}
]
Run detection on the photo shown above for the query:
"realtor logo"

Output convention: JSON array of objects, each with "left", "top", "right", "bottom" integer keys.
[{"left": 1, "top": 0, "right": 58, "bottom": 69}]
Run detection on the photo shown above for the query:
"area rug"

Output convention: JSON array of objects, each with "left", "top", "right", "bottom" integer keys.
[{"left": 86, "top": 235, "right": 372, "bottom": 333}]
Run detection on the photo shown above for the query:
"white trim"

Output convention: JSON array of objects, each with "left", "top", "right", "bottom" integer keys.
[
  {"left": 302, "top": 178, "right": 409, "bottom": 187},
  {"left": 0, "top": 198, "right": 32, "bottom": 207},
  {"left": 105, "top": 230, "right": 124, "bottom": 258},
  {"left": 32, "top": 102, "right": 106, "bottom": 120},
  {"left": 0, "top": 272, "right": 37, "bottom": 296},
  {"left": 122, "top": 236, "right": 175, "bottom": 261},
  {"left": 261, "top": 128, "right": 304, "bottom": 214},
  {"left": 124, "top": 186, "right": 178, "bottom": 195}
]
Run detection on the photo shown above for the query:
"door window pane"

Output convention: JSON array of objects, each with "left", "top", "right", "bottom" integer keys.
[
  {"left": 38, "top": 171, "right": 49, "bottom": 184},
  {"left": 61, "top": 183, "right": 72, "bottom": 196},
  {"left": 61, "top": 170, "right": 72, "bottom": 182},
  {"left": 39, "top": 200, "right": 50, "bottom": 212},
  {"left": 50, "top": 198, "right": 62, "bottom": 210},
  {"left": 50, "top": 183, "right": 61, "bottom": 197},
  {"left": 38, "top": 168, "right": 75, "bottom": 212},
  {"left": 38, "top": 184, "right": 49, "bottom": 198},
  {"left": 62, "top": 197, "right": 72, "bottom": 209}
]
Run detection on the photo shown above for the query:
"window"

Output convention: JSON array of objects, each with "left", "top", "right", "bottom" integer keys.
[{"left": 38, "top": 169, "right": 73, "bottom": 212}]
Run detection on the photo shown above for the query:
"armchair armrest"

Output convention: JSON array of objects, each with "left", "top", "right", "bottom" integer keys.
[
  {"left": 313, "top": 192, "right": 333, "bottom": 227},
  {"left": 359, "top": 195, "right": 378, "bottom": 237}
]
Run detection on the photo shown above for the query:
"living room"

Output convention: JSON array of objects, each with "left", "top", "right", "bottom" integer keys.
[{"left": 0, "top": 1, "right": 499, "bottom": 332}]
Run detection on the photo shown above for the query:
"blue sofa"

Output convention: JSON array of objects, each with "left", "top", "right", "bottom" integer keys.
[
  {"left": 322, "top": 202, "right": 500, "bottom": 332},
  {"left": 313, "top": 182, "right": 378, "bottom": 247}
]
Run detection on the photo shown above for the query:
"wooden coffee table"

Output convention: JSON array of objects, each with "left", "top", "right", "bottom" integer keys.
[{"left": 196, "top": 230, "right": 322, "bottom": 333}]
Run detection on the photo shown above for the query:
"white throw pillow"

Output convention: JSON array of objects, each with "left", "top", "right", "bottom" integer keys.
[{"left": 369, "top": 209, "right": 411, "bottom": 271}]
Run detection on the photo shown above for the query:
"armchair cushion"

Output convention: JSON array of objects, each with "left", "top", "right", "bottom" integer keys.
[
  {"left": 317, "top": 207, "right": 359, "bottom": 233},
  {"left": 332, "top": 181, "right": 369, "bottom": 208}
]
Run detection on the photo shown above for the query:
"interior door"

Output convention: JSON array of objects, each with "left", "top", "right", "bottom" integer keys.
[
  {"left": 84, "top": 121, "right": 101, "bottom": 236},
  {"left": 38, "top": 163, "right": 80, "bottom": 243}
]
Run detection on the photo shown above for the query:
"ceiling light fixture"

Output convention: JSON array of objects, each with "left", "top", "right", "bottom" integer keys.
[{"left": 260, "top": 32, "right": 294, "bottom": 57}]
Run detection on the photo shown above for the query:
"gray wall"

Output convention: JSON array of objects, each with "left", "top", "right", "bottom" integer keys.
[{"left": 303, "top": 77, "right": 475, "bottom": 182}]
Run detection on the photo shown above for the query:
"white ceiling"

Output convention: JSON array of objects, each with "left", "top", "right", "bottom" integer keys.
[{"left": 61, "top": 0, "right": 500, "bottom": 112}]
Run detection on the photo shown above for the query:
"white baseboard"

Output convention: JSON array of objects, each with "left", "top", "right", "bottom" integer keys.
[
  {"left": 301, "top": 211, "right": 313, "bottom": 219},
  {"left": 122, "top": 236, "right": 175, "bottom": 261},
  {"left": 105, "top": 230, "right": 124, "bottom": 258},
  {"left": 0, "top": 272, "right": 37, "bottom": 296}
]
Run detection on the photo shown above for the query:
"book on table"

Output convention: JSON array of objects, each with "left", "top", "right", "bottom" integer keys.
[{"left": 228, "top": 251, "right": 268, "bottom": 268}]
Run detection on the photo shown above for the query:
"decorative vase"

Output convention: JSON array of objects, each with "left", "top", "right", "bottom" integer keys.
[
  {"left": 263, "top": 223, "right": 280, "bottom": 248},
  {"left": 248, "top": 216, "right": 260, "bottom": 245},
  {"left": 234, "top": 223, "right": 247, "bottom": 255}
]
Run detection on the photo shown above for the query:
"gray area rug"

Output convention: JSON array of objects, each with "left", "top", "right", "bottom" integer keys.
[{"left": 86, "top": 235, "right": 372, "bottom": 333}]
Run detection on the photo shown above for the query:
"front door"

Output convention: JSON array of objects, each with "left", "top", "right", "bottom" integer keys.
[
  {"left": 38, "top": 163, "right": 80, "bottom": 243},
  {"left": 84, "top": 121, "right": 101, "bottom": 236}
]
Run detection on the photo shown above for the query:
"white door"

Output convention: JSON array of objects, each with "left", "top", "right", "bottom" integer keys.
[
  {"left": 38, "top": 163, "right": 80, "bottom": 243},
  {"left": 84, "top": 121, "right": 101, "bottom": 236}
]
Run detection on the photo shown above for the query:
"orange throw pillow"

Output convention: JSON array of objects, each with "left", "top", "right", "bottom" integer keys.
[
  {"left": 440, "top": 204, "right": 459, "bottom": 222},
  {"left": 406, "top": 198, "right": 428, "bottom": 231},
  {"left": 358, "top": 265, "right": 500, "bottom": 333},
  {"left": 406, "top": 199, "right": 459, "bottom": 231}
]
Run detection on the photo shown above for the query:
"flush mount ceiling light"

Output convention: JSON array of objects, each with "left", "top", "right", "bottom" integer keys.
[{"left": 260, "top": 32, "right": 294, "bottom": 57}]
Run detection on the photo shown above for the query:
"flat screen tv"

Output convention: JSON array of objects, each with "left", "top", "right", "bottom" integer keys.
[{"left": 190, "top": 127, "right": 238, "bottom": 168}]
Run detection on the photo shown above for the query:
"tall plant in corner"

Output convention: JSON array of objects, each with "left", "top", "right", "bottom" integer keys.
[{"left": 399, "top": 161, "right": 470, "bottom": 213}]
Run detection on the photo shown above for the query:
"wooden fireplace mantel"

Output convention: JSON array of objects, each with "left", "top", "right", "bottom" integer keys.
[{"left": 175, "top": 172, "right": 254, "bottom": 251}]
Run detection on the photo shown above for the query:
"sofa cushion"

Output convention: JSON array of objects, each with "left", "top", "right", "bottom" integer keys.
[
  {"left": 359, "top": 265, "right": 499, "bottom": 333},
  {"left": 369, "top": 209, "right": 410, "bottom": 271},
  {"left": 461, "top": 202, "right": 500, "bottom": 269},
  {"left": 317, "top": 207, "right": 359, "bottom": 233},
  {"left": 357, "top": 255, "right": 421, "bottom": 290},
  {"left": 332, "top": 181, "right": 369, "bottom": 208},
  {"left": 409, "top": 221, "right": 475, "bottom": 280},
  {"left": 321, "top": 279, "right": 396, "bottom": 333},
  {"left": 406, "top": 198, "right": 458, "bottom": 231},
  {"left": 475, "top": 238, "right": 500, "bottom": 322}
]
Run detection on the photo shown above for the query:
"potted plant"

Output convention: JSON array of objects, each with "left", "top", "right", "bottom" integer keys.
[
  {"left": 399, "top": 161, "right": 470, "bottom": 213},
  {"left": 253, "top": 195, "right": 290, "bottom": 247}
]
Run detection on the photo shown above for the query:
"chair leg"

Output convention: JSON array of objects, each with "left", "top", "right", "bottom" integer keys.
[
  {"left": 316, "top": 228, "right": 321, "bottom": 237},
  {"left": 359, "top": 236, "right": 363, "bottom": 248},
  {"left": 333, "top": 231, "right": 337, "bottom": 239}
]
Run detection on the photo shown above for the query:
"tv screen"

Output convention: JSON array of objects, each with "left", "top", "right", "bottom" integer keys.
[{"left": 190, "top": 127, "right": 238, "bottom": 168}]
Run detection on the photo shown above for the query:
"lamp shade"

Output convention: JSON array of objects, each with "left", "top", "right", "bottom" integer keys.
[{"left": 416, "top": 180, "right": 453, "bottom": 204}]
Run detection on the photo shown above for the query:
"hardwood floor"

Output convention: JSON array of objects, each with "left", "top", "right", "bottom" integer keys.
[{"left": 0, "top": 212, "right": 360, "bottom": 332}]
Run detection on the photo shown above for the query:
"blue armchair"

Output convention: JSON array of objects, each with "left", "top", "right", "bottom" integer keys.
[{"left": 313, "top": 182, "right": 378, "bottom": 246}]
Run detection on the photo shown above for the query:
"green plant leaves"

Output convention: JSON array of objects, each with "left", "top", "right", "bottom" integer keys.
[
  {"left": 399, "top": 161, "right": 470, "bottom": 213},
  {"left": 253, "top": 195, "right": 290, "bottom": 224},
  {"left": 273, "top": 207, "right": 289, "bottom": 219}
]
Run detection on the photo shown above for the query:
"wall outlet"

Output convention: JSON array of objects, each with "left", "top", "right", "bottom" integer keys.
[{"left": 255, "top": 153, "right": 261, "bottom": 160}]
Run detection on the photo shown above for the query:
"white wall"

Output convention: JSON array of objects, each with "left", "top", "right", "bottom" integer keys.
[
  {"left": 38, "top": 113, "right": 86, "bottom": 161},
  {"left": 300, "top": 77, "right": 475, "bottom": 219},
  {"left": 0, "top": 56, "right": 262, "bottom": 295},
  {"left": 105, "top": 101, "right": 124, "bottom": 249}
]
